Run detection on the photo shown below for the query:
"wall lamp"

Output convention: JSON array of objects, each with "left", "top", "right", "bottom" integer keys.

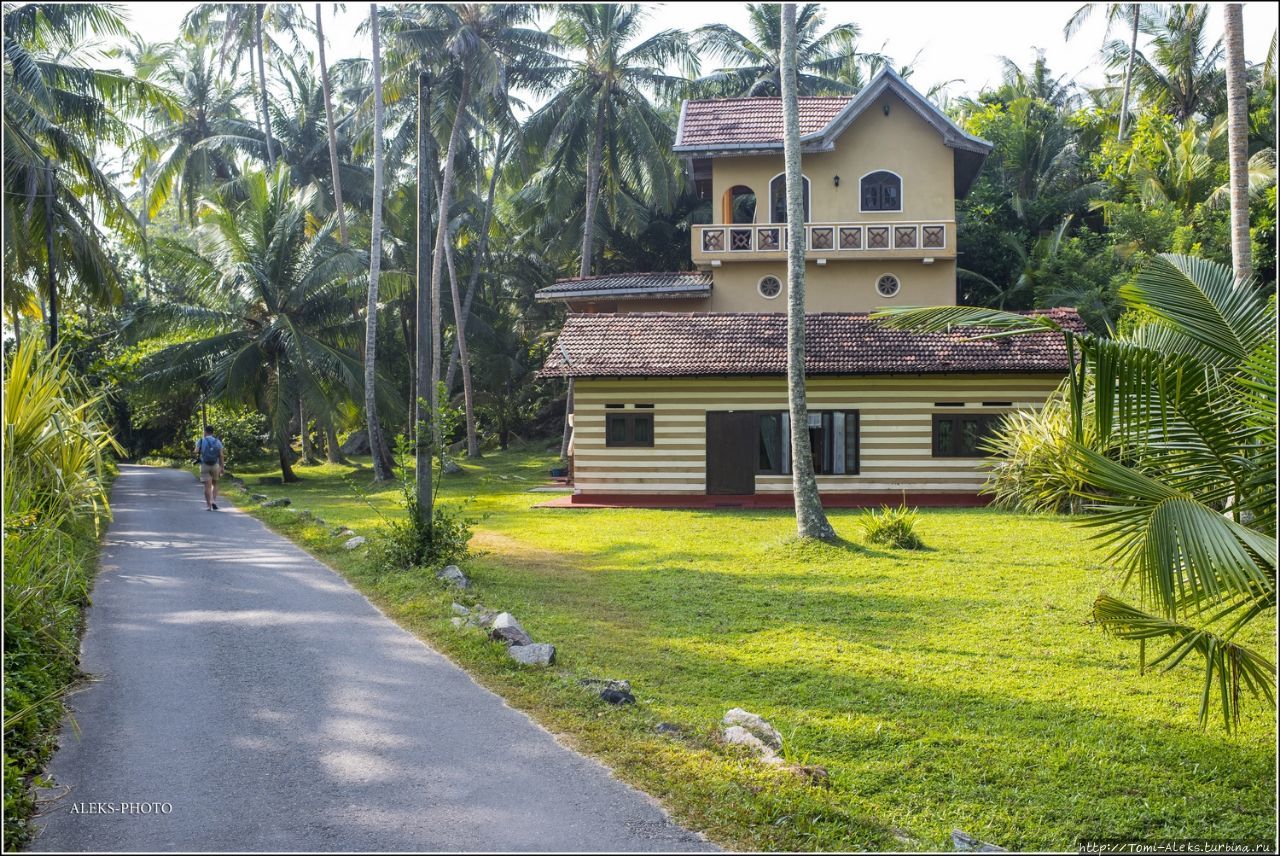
[{"left": 833, "top": 175, "right": 840, "bottom": 187}]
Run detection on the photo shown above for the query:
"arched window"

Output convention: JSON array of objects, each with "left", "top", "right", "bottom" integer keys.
[
  {"left": 768, "top": 174, "right": 810, "bottom": 223},
  {"left": 860, "top": 171, "right": 902, "bottom": 212},
  {"left": 721, "top": 185, "right": 757, "bottom": 224}
]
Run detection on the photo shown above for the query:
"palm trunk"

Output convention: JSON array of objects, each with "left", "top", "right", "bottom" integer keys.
[
  {"left": 445, "top": 243, "right": 479, "bottom": 457},
  {"left": 316, "top": 3, "right": 348, "bottom": 243},
  {"left": 43, "top": 158, "right": 58, "bottom": 350},
  {"left": 325, "top": 421, "right": 347, "bottom": 464},
  {"left": 1223, "top": 3, "right": 1252, "bottom": 282},
  {"left": 445, "top": 129, "right": 504, "bottom": 392},
  {"left": 415, "top": 70, "right": 435, "bottom": 528},
  {"left": 363, "top": 3, "right": 393, "bottom": 481},
  {"left": 254, "top": 5, "right": 276, "bottom": 165},
  {"left": 429, "top": 66, "right": 473, "bottom": 443},
  {"left": 299, "top": 395, "right": 316, "bottom": 463},
  {"left": 278, "top": 438, "right": 298, "bottom": 483},
  {"left": 579, "top": 96, "right": 608, "bottom": 278},
  {"left": 1117, "top": 4, "right": 1139, "bottom": 140},
  {"left": 780, "top": 3, "right": 835, "bottom": 542}
]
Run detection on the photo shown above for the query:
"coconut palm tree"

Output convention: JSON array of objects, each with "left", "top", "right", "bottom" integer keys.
[
  {"left": 138, "top": 167, "right": 368, "bottom": 483},
  {"left": 1065, "top": 3, "right": 1143, "bottom": 138},
  {"left": 1107, "top": 4, "right": 1224, "bottom": 124},
  {"left": 875, "top": 254, "right": 1276, "bottom": 730},
  {"left": 315, "top": 3, "right": 348, "bottom": 244},
  {"left": 363, "top": 2, "right": 393, "bottom": 482},
  {"left": 780, "top": 3, "right": 836, "bottom": 542},
  {"left": 526, "top": 4, "right": 694, "bottom": 278},
  {"left": 3, "top": 2, "right": 173, "bottom": 345},
  {"left": 1223, "top": 4, "right": 1251, "bottom": 282},
  {"left": 695, "top": 3, "right": 863, "bottom": 97}
]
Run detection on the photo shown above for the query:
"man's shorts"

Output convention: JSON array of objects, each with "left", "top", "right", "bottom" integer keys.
[{"left": 199, "top": 463, "right": 221, "bottom": 484}]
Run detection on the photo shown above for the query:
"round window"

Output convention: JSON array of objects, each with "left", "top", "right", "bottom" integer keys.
[
  {"left": 876, "top": 273, "right": 901, "bottom": 298},
  {"left": 758, "top": 275, "right": 783, "bottom": 299}
]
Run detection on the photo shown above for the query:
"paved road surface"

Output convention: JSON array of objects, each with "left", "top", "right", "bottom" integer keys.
[{"left": 33, "top": 465, "right": 710, "bottom": 852}]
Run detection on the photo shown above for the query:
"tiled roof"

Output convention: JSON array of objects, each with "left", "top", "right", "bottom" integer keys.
[
  {"left": 535, "top": 271, "right": 712, "bottom": 302},
  {"left": 539, "top": 310, "right": 1084, "bottom": 378},
  {"left": 676, "top": 97, "right": 852, "bottom": 150}
]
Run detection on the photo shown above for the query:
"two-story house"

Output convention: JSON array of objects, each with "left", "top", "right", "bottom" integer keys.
[{"left": 537, "top": 69, "right": 1082, "bottom": 506}]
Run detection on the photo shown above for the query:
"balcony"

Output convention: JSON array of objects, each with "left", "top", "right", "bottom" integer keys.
[{"left": 691, "top": 221, "right": 955, "bottom": 265}]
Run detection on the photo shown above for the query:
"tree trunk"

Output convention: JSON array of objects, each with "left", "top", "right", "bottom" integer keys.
[
  {"left": 429, "top": 66, "right": 473, "bottom": 444},
  {"left": 579, "top": 96, "right": 608, "bottom": 278},
  {"left": 316, "top": 3, "right": 348, "bottom": 243},
  {"left": 1224, "top": 3, "right": 1252, "bottom": 283},
  {"left": 445, "top": 242, "right": 479, "bottom": 457},
  {"left": 780, "top": 3, "right": 835, "bottom": 542},
  {"left": 324, "top": 421, "right": 347, "bottom": 464},
  {"left": 278, "top": 437, "right": 298, "bottom": 483},
  {"left": 44, "top": 158, "right": 58, "bottom": 350},
  {"left": 363, "top": 3, "right": 393, "bottom": 481},
  {"left": 299, "top": 395, "right": 316, "bottom": 464},
  {"left": 1117, "top": 4, "right": 1139, "bottom": 140},
  {"left": 445, "top": 129, "right": 504, "bottom": 392},
  {"left": 415, "top": 69, "right": 434, "bottom": 529},
  {"left": 254, "top": 5, "right": 276, "bottom": 165}
]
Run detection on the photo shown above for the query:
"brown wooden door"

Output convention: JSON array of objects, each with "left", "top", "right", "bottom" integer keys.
[{"left": 706, "top": 411, "right": 757, "bottom": 495}]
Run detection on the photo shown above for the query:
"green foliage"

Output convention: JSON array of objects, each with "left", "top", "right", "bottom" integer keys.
[
  {"left": 859, "top": 501, "right": 924, "bottom": 549},
  {"left": 981, "top": 391, "right": 1099, "bottom": 513},
  {"left": 3, "top": 341, "right": 117, "bottom": 849},
  {"left": 186, "top": 404, "right": 269, "bottom": 464}
]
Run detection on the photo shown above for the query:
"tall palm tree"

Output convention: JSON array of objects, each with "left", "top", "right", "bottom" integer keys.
[
  {"left": 1106, "top": 4, "right": 1224, "bottom": 124},
  {"left": 139, "top": 168, "right": 367, "bottom": 483},
  {"left": 1065, "top": 3, "right": 1143, "bottom": 139},
  {"left": 695, "top": 3, "right": 862, "bottom": 97},
  {"left": 876, "top": 255, "right": 1276, "bottom": 730},
  {"left": 780, "top": 3, "right": 835, "bottom": 542},
  {"left": 363, "top": 3, "right": 393, "bottom": 482},
  {"left": 528, "top": 4, "right": 694, "bottom": 278},
  {"left": 129, "top": 34, "right": 244, "bottom": 223},
  {"left": 3, "top": 2, "right": 172, "bottom": 345},
  {"left": 1223, "top": 4, "right": 1251, "bottom": 283},
  {"left": 315, "top": 3, "right": 348, "bottom": 244}
]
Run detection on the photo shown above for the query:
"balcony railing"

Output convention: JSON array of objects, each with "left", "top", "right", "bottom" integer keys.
[{"left": 691, "top": 221, "right": 953, "bottom": 263}]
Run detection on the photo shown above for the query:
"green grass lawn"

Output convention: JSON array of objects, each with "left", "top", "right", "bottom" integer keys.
[{"left": 223, "top": 447, "right": 1276, "bottom": 851}]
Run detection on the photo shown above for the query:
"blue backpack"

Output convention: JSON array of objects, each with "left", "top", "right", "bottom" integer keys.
[{"left": 197, "top": 436, "right": 223, "bottom": 465}]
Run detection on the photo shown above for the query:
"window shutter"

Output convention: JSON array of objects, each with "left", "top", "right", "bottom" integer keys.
[{"left": 832, "top": 412, "right": 846, "bottom": 474}]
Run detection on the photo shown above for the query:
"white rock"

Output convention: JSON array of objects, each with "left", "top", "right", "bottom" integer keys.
[
  {"left": 451, "top": 603, "right": 470, "bottom": 616},
  {"left": 450, "top": 616, "right": 467, "bottom": 629},
  {"left": 343, "top": 536, "right": 367, "bottom": 550},
  {"left": 489, "top": 612, "right": 533, "bottom": 647},
  {"left": 437, "top": 564, "right": 469, "bottom": 588},
  {"left": 723, "top": 726, "right": 781, "bottom": 763},
  {"left": 507, "top": 643, "right": 556, "bottom": 666},
  {"left": 723, "top": 708, "right": 783, "bottom": 750}
]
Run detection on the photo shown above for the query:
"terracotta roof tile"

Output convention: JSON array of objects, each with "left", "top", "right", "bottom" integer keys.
[
  {"left": 677, "top": 97, "right": 852, "bottom": 149},
  {"left": 540, "top": 310, "right": 1084, "bottom": 378},
  {"left": 536, "top": 271, "right": 712, "bottom": 302}
]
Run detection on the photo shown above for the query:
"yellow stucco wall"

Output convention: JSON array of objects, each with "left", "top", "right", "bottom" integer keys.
[{"left": 709, "top": 89, "right": 956, "bottom": 226}]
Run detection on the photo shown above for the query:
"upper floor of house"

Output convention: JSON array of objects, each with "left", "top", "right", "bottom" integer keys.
[
  {"left": 535, "top": 69, "right": 991, "bottom": 314},
  {"left": 677, "top": 68, "right": 991, "bottom": 267}
]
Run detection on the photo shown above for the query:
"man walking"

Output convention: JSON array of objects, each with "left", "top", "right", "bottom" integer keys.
[{"left": 195, "top": 425, "right": 225, "bottom": 511}]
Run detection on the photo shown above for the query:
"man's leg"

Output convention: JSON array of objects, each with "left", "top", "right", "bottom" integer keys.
[{"left": 203, "top": 477, "right": 213, "bottom": 509}]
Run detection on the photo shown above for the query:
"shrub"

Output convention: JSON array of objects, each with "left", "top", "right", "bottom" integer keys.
[
  {"left": 860, "top": 502, "right": 925, "bottom": 550},
  {"left": 3, "top": 342, "right": 118, "bottom": 849},
  {"left": 370, "top": 502, "right": 473, "bottom": 572}
]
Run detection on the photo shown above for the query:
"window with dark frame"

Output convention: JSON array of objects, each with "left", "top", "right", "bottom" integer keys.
[
  {"left": 860, "top": 171, "right": 902, "bottom": 211},
  {"left": 932, "top": 413, "right": 1006, "bottom": 457},
  {"left": 605, "top": 411, "right": 655, "bottom": 447},
  {"left": 756, "top": 410, "right": 859, "bottom": 475}
]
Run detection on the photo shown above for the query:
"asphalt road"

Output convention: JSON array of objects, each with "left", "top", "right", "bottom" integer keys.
[{"left": 33, "top": 465, "right": 710, "bottom": 852}]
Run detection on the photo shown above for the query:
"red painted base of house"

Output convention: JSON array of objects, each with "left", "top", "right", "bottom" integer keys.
[{"left": 536, "top": 492, "right": 990, "bottom": 509}]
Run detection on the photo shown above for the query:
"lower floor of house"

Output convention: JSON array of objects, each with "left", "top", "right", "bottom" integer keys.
[{"left": 563, "top": 373, "right": 1065, "bottom": 506}]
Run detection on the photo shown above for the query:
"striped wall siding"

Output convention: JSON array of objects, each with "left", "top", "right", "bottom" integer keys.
[{"left": 570, "top": 375, "right": 1064, "bottom": 494}]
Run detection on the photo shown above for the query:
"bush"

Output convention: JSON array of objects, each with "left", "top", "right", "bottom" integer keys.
[
  {"left": 3, "top": 342, "right": 117, "bottom": 849},
  {"left": 860, "top": 502, "right": 925, "bottom": 549},
  {"left": 184, "top": 404, "right": 269, "bottom": 465},
  {"left": 370, "top": 502, "right": 473, "bottom": 572}
]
